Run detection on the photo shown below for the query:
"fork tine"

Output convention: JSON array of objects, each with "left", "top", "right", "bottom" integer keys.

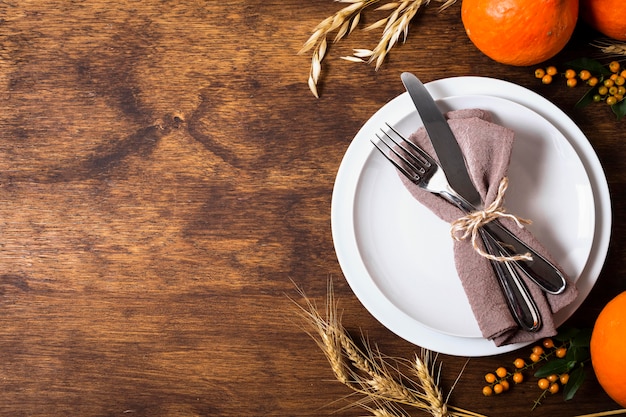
[
  {"left": 371, "top": 125, "right": 434, "bottom": 184},
  {"left": 371, "top": 135, "right": 419, "bottom": 182},
  {"left": 384, "top": 123, "right": 433, "bottom": 167}
]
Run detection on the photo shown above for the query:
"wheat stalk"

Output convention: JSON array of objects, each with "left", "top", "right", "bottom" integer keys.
[
  {"left": 291, "top": 279, "right": 486, "bottom": 417},
  {"left": 346, "top": 0, "right": 429, "bottom": 70},
  {"left": 300, "top": 0, "right": 457, "bottom": 97},
  {"left": 299, "top": 0, "right": 379, "bottom": 97},
  {"left": 592, "top": 39, "right": 626, "bottom": 58},
  {"left": 291, "top": 279, "right": 350, "bottom": 384}
]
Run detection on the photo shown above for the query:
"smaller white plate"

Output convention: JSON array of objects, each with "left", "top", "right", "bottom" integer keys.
[{"left": 354, "top": 95, "right": 594, "bottom": 338}]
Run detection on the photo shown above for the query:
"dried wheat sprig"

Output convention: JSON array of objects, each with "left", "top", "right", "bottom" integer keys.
[
  {"left": 344, "top": 0, "right": 457, "bottom": 70},
  {"left": 354, "top": 0, "right": 428, "bottom": 70},
  {"left": 291, "top": 280, "right": 487, "bottom": 417},
  {"left": 290, "top": 280, "right": 350, "bottom": 384},
  {"left": 299, "top": 0, "right": 380, "bottom": 97},
  {"left": 413, "top": 351, "right": 448, "bottom": 417},
  {"left": 591, "top": 39, "right": 626, "bottom": 58}
]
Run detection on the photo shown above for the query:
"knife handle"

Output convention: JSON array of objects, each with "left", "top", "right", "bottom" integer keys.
[{"left": 481, "top": 221, "right": 567, "bottom": 295}]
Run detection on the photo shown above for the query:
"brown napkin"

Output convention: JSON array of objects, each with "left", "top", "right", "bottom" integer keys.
[{"left": 400, "top": 108, "right": 578, "bottom": 346}]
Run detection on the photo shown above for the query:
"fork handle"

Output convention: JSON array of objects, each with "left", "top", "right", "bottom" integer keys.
[
  {"left": 444, "top": 192, "right": 541, "bottom": 332},
  {"left": 480, "top": 229, "right": 541, "bottom": 332},
  {"left": 481, "top": 220, "right": 567, "bottom": 295}
]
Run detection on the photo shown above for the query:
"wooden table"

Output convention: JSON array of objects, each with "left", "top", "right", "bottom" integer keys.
[{"left": 0, "top": 1, "right": 624, "bottom": 416}]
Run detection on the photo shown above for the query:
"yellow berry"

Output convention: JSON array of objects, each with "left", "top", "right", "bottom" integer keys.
[
  {"left": 485, "top": 373, "right": 497, "bottom": 383},
  {"left": 538, "top": 378, "right": 550, "bottom": 390},
  {"left": 513, "top": 372, "right": 524, "bottom": 384},
  {"left": 493, "top": 383, "right": 504, "bottom": 394},
  {"left": 496, "top": 367, "right": 508, "bottom": 378},
  {"left": 513, "top": 358, "right": 525, "bottom": 369},
  {"left": 618, "top": 86, "right": 626, "bottom": 96},
  {"left": 483, "top": 385, "right": 493, "bottom": 396},
  {"left": 604, "top": 78, "right": 615, "bottom": 88},
  {"left": 535, "top": 68, "right": 546, "bottom": 78},
  {"left": 616, "top": 76, "right": 625, "bottom": 86},
  {"left": 546, "top": 66, "right": 558, "bottom": 76},
  {"left": 579, "top": 69, "right": 592, "bottom": 81},
  {"left": 566, "top": 78, "right": 578, "bottom": 88},
  {"left": 621, "top": 69, "right": 626, "bottom": 78},
  {"left": 500, "top": 379, "right": 510, "bottom": 391},
  {"left": 588, "top": 76, "right": 599, "bottom": 87},
  {"left": 607, "top": 96, "right": 618, "bottom": 106},
  {"left": 542, "top": 338, "right": 555, "bottom": 349},
  {"left": 547, "top": 374, "right": 559, "bottom": 383},
  {"left": 560, "top": 374, "right": 570, "bottom": 385},
  {"left": 532, "top": 345, "right": 544, "bottom": 356},
  {"left": 609, "top": 61, "right": 621, "bottom": 73},
  {"left": 564, "top": 69, "right": 576, "bottom": 79},
  {"left": 555, "top": 347, "right": 567, "bottom": 358},
  {"left": 542, "top": 74, "right": 553, "bottom": 85},
  {"left": 609, "top": 86, "right": 618, "bottom": 96},
  {"left": 549, "top": 383, "right": 560, "bottom": 394},
  {"left": 614, "top": 94, "right": 624, "bottom": 102},
  {"left": 530, "top": 353, "right": 541, "bottom": 363},
  {"left": 599, "top": 86, "right": 609, "bottom": 96}
]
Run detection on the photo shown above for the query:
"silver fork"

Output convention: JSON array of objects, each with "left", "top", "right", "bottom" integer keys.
[{"left": 372, "top": 124, "right": 541, "bottom": 332}]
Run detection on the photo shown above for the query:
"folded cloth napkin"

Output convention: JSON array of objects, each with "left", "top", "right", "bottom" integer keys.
[{"left": 399, "top": 108, "right": 578, "bottom": 346}]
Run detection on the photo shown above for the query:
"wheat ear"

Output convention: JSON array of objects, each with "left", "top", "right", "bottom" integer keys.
[
  {"left": 591, "top": 39, "right": 626, "bottom": 58},
  {"left": 299, "top": 0, "right": 380, "bottom": 97}
]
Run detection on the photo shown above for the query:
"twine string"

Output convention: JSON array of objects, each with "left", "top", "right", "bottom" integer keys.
[{"left": 450, "top": 177, "right": 533, "bottom": 262}]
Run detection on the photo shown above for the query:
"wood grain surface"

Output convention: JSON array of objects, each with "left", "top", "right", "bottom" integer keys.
[{"left": 0, "top": 1, "right": 624, "bottom": 416}]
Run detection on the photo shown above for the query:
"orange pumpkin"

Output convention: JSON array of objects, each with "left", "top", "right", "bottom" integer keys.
[
  {"left": 590, "top": 292, "right": 626, "bottom": 407},
  {"left": 461, "top": 0, "right": 579, "bottom": 66},
  {"left": 580, "top": 0, "right": 626, "bottom": 41}
]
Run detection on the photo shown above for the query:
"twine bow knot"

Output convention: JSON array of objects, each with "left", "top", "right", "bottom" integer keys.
[{"left": 450, "top": 177, "right": 533, "bottom": 262}]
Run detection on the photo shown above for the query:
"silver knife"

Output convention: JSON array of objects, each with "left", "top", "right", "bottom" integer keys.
[{"left": 400, "top": 72, "right": 567, "bottom": 295}]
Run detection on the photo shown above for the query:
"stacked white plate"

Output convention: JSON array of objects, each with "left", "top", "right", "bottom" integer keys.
[{"left": 331, "top": 77, "right": 611, "bottom": 356}]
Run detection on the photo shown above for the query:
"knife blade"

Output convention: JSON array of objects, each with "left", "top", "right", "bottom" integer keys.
[
  {"left": 400, "top": 72, "right": 567, "bottom": 295},
  {"left": 400, "top": 73, "right": 482, "bottom": 207}
]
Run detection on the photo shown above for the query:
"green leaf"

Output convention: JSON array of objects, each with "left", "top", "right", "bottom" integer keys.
[
  {"left": 563, "top": 366, "right": 586, "bottom": 401},
  {"left": 565, "top": 58, "right": 612, "bottom": 76},
  {"left": 554, "top": 327, "right": 580, "bottom": 342},
  {"left": 534, "top": 359, "right": 576, "bottom": 377},
  {"left": 575, "top": 87, "right": 597, "bottom": 109},
  {"left": 566, "top": 345, "right": 590, "bottom": 363},
  {"left": 571, "top": 328, "right": 592, "bottom": 348},
  {"left": 611, "top": 99, "right": 626, "bottom": 120}
]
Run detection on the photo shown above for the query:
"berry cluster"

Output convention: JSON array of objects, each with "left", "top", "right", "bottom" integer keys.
[
  {"left": 533, "top": 59, "right": 626, "bottom": 119},
  {"left": 534, "top": 65, "right": 559, "bottom": 85},
  {"left": 481, "top": 329, "right": 591, "bottom": 409},
  {"left": 482, "top": 338, "right": 566, "bottom": 396}
]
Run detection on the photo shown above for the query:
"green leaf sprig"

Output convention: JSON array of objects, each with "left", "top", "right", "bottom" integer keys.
[
  {"left": 566, "top": 58, "right": 626, "bottom": 120},
  {"left": 480, "top": 327, "right": 592, "bottom": 411},
  {"left": 532, "top": 327, "right": 592, "bottom": 409}
]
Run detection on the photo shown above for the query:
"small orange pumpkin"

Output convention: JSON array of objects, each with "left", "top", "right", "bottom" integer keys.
[
  {"left": 580, "top": 0, "right": 626, "bottom": 41},
  {"left": 461, "top": 0, "right": 579, "bottom": 66}
]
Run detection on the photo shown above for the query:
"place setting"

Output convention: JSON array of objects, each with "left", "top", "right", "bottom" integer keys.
[{"left": 331, "top": 73, "right": 612, "bottom": 357}]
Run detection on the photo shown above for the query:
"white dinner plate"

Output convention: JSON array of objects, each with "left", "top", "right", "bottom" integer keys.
[{"left": 331, "top": 77, "right": 612, "bottom": 356}]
